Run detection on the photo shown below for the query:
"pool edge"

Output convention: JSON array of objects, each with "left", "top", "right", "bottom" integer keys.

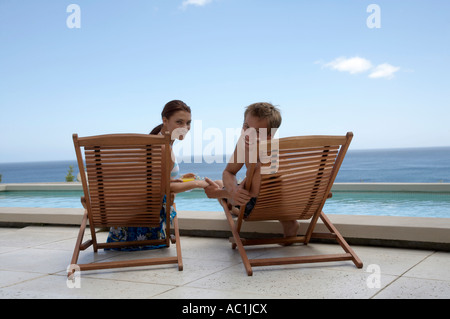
[{"left": 1, "top": 207, "right": 449, "bottom": 251}]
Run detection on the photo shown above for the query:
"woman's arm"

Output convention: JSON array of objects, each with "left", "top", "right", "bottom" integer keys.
[{"left": 170, "top": 179, "right": 208, "bottom": 194}]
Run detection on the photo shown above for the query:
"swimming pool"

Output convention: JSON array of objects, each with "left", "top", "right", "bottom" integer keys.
[{"left": 1, "top": 189, "right": 449, "bottom": 218}]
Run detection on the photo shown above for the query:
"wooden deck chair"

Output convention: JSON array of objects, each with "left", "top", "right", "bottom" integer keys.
[
  {"left": 222, "top": 132, "right": 362, "bottom": 276},
  {"left": 68, "top": 133, "right": 182, "bottom": 277}
]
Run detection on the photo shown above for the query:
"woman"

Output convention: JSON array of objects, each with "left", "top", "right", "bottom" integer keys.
[{"left": 107, "top": 100, "right": 209, "bottom": 250}]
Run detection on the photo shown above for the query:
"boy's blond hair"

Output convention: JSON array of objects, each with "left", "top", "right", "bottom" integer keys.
[{"left": 244, "top": 102, "right": 282, "bottom": 131}]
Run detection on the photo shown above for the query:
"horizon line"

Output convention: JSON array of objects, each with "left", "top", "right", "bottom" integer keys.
[{"left": 1, "top": 145, "right": 450, "bottom": 165}]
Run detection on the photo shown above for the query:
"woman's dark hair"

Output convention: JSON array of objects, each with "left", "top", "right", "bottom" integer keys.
[{"left": 150, "top": 100, "right": 191, "bottom": 135}]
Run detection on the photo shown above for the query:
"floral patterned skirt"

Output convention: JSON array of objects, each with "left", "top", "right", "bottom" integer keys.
[{"left": 106, "top": 196, "right": 176, "bottom": 251}]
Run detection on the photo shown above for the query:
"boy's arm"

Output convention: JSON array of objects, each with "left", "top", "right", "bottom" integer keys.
[
  {"left": 223, "top": 153, "right": 251, "bottom": 206},
  {"left": 222, "top": 162, "right": 241, "bottom": 194}
]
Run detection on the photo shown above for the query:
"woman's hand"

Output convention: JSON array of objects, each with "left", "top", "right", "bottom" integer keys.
[{"left": 182, "top": 173, "right": 196, "bottom": 179}]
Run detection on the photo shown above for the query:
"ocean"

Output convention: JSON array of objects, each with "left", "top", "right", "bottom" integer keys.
[
  {"left": 1, "top": 147, "right": 449, "bottom": 184},
  {"left": 1, "top": 147, "right": 449, "bottom": 217}
]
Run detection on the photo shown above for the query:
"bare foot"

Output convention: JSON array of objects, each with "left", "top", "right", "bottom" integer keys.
[
  {"left": 280, "top": 220, "right": 299, "bottom": 246},
  {"left": 281, "top": 220, "right": 299, "bottom": 237},
  {"left": 231, "top": 206, "right": 240, "bottom": 217},
  {"left": 219, "top": 198, "right": 240, "bottom": 217}
]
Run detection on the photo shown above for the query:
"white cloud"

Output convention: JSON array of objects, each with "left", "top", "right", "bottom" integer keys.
[
  {"left": 368, "top": 63, "right": 401, "bottom": 79},
  {"left": 324, "top": 56, "right": 373, "bottom": 74},
  {"left": 181, "top": 0, "right": 213, "bottom": 8},
  {"left": 322, "top": 56, "right": 401, "bottom": 79}
]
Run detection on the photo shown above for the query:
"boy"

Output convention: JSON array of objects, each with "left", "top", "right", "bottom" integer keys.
[{"left": 204, "top": 102, "right": 299, "bottom": 238}]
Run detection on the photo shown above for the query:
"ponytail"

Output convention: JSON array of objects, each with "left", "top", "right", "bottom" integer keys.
[{"left": 149, "top": 123, "right": 163, "bottom": 135}]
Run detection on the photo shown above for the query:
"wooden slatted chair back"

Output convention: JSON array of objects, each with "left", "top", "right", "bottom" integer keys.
[
  {"left": 73, "top": 133, "right": 172, "bottom": 229},
  {"left": 245, "top": 133, "right": 353, "bottom": 222}
]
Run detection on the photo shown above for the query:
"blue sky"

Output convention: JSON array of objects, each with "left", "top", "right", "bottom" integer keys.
[{"left": 1, "top": 0, "right": 449, "bottom": 163}]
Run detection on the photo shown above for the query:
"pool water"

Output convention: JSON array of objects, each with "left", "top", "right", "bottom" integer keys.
[
  {"left": 1, "top": 190, "right": 449, "bottom": 218},
  {"left": 0, "top": 191, "right": 84, "bottom": 209},
  {"left": 323, "top": 191, "right": 450, "bottom": 218}
]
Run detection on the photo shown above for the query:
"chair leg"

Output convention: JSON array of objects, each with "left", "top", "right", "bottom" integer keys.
[
  {"left": 222, "top": 203, "right": 253, "bottom": 276},
  {"left": 69, "top": 212, "right": 183, "bottom": 275},
  {"left": 68, "top": 210, "right": 88, "bottom": 277},
  {"left": 173, "top": 216, "right": 183, "bottom": 271},
  {"left": 319, "top": 211, "right": 363, "bottom": 268}
]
